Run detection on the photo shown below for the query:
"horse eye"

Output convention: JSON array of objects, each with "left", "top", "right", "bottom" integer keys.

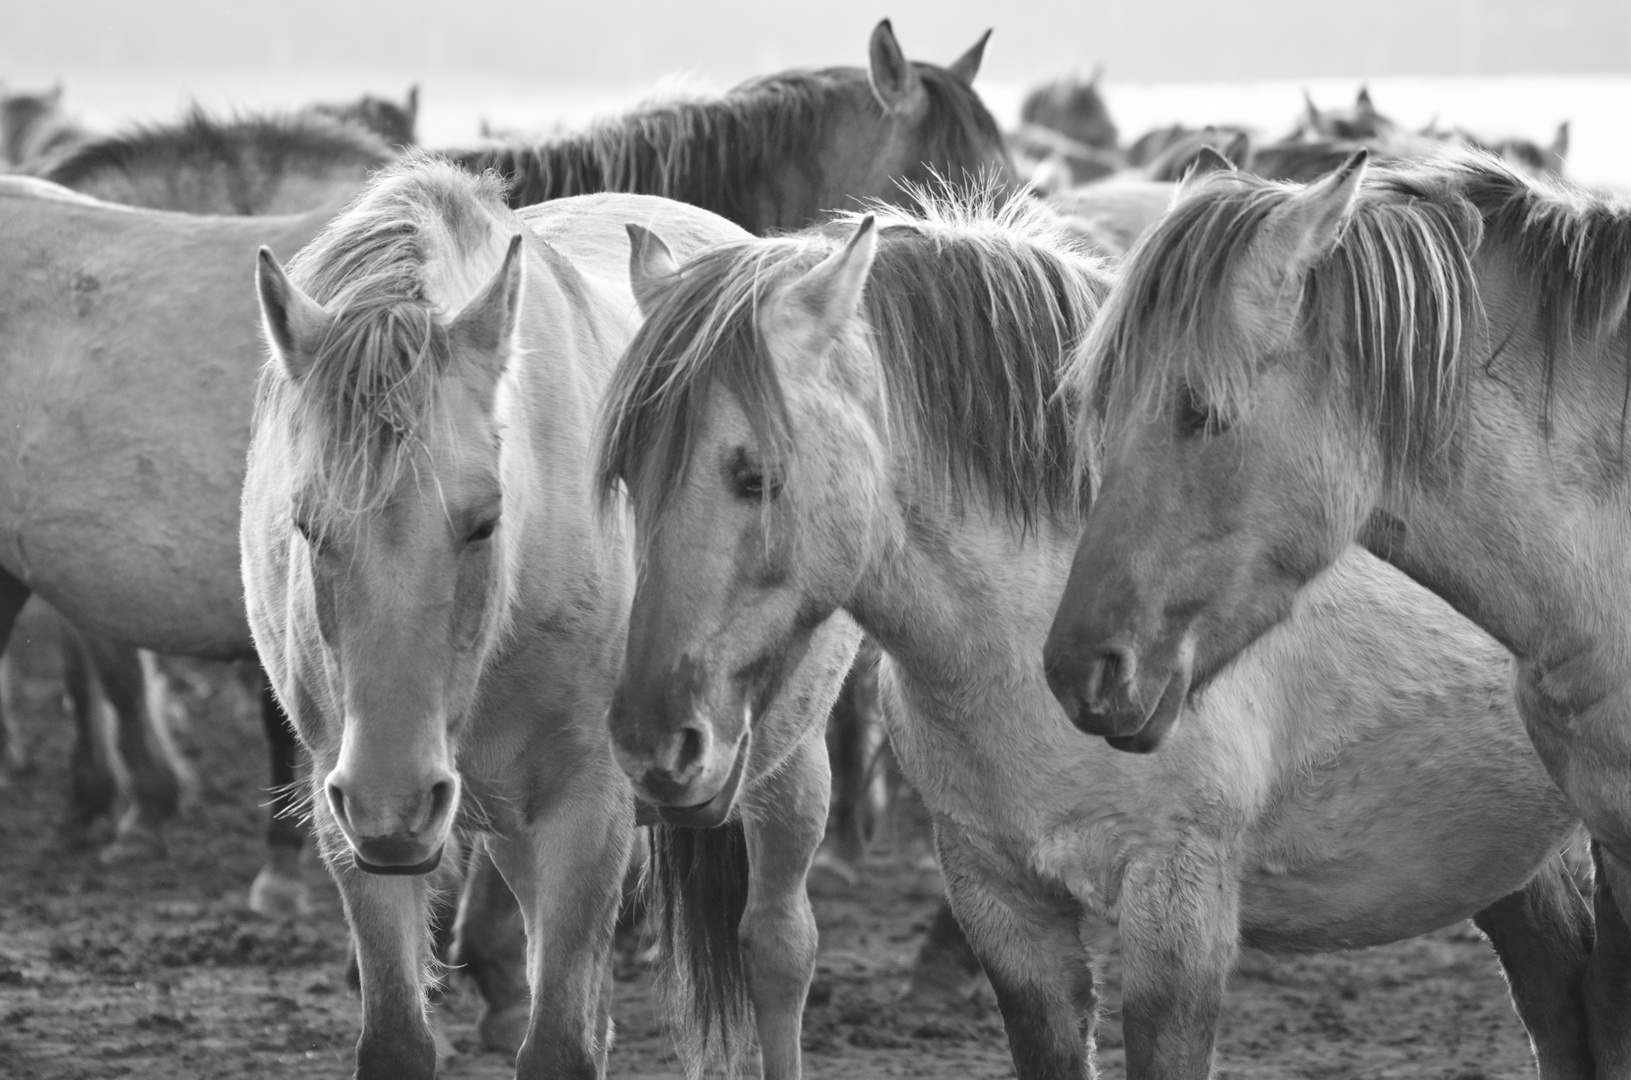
[
  {"left": 467, "top": 518, "right": 498, "bottom": 544},
  {"left": 727, "top": 449, "right": 779, "bottom": 502},
  {"left": 1177, "top": 385, "right": 1228, "bottom": 437}
]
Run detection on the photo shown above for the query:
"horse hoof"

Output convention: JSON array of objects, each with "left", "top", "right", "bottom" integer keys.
[
  {"left": 248, "top": 866, "right": 311, "bottom": 919},
  {"left": 478, "top": 1001, "right": 530, "bottom": 1057},
  {"left": 99, "top": 827, "right": 167, "bottom": 865}
]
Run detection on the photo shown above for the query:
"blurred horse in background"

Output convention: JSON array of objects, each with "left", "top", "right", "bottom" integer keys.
[
  {"left": 307, "top": 84, "right": 419, "bottom": 147},
  {"left": 0, "top": 83, "right": 86, "bottom": 168}
]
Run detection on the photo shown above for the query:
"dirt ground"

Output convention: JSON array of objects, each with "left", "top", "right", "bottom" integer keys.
[{"left": 0, "top": 607, "right": 1545, "bottom": 1080}]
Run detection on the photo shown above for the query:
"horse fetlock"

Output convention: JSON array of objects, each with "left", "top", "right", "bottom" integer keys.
[{"left": 355, "top": 1025, "right": 438, "bottom": 1080}]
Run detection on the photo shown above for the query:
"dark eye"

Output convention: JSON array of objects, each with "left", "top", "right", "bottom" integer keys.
[
  {"left": 467, "top": 518, "right": 498, "bottom": 544},
  {"left": 727, "top": 449, "right": 779, "bottom": 503},
  {"left": 1177, "top": 385, "right": 1228, "bottom": 437}
]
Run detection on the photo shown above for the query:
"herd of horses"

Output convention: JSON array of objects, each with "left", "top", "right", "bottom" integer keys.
[{"left": 1, "top": 19, "right": 1624, "bottom": 1080}]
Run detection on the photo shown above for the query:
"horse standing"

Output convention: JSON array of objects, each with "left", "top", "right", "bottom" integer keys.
[
  {"left": 1042, "top": 148, "right": 1631, "bottom": 1073},
  {"left": 596, "top": 196, "right": 1594, "bottom": 1079}
]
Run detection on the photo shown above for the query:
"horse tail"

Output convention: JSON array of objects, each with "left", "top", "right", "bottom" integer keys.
[{"left": 646, "top": 820, "right": 752, "bottom": 1075}]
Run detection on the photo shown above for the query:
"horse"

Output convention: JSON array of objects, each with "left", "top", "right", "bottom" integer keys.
[
  {"left": 446, "top": 19, "right": 1014, "bottom": 234},
  {"left": 1295, "top": 86, "right": 1396, "bottom": 142},
  {"left": 306, "top": 85, "right": 420, "bottom": 147},
  {"left": 596, "top": 193, "right": 1595, "bottom": 1080},
  {"left": 40, "top": 107, "right": 394, "bottom": 214},
  {"left": 242, "top": 155, "right": 840, "bottom": 1078},
  {"left": 1020, "top": 69, "right": 1119, "bottom": 151},
  {"left": 0, "top": 83, "right": 86, "bottom": 168},
  {"left": 1041, "top": 147, "right": 1631, "bottom": 1073}
]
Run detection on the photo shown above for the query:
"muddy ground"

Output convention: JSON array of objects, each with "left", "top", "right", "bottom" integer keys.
[{"left": 0, "top": 606, "right": 1545, "bottom": 1079}]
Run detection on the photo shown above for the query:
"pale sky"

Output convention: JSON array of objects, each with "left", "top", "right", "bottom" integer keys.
[{"left": 4, "top": 0, "right": 1629, "bottom": 84}]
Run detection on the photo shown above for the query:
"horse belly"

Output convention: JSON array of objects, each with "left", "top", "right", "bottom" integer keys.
[{"left": 1235, "top": 749, "right": 1576, "bottom": 953}]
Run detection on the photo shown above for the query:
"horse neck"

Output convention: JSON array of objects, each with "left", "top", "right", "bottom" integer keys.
[{"left": 1377, "top": 308, "right": 1631, "bottom": 717}]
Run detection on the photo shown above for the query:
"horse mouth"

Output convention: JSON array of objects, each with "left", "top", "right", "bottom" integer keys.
[
  {"left": 651, "top": 731, "right": 752, "bottom": 829},
  {"left": 352, "top": 843, "right": 445, "bottom": 876}
]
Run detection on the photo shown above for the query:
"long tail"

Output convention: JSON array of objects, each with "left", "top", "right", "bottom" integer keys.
[{"left": 646, "top": 821, "right": 752, "bottom": 1076}]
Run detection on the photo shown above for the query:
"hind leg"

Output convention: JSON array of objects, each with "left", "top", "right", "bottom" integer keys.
[
  {"left": 813, "top": 644, "right": 884, "bottom": 885},
  {"left": 1472, "top": 853, "right": 1593, "bottom": 1079},
  {"left": 1587, "top": 842, "right": 1631, "bottom": 1077},
  {"left": 82, "top": 635, "right": 183, "bottom": 864},
  {"left": 905, "top": 896, "right": 984, "bottom": 1004},
  {"left": 737, "top": 728, "right": 829, "bottom": 1080},
  {"left": 486, "top": 760, "right": 632, "bottom": 1079},
  {"left": 937, "top": 823, "right": 1098, "bottom": 1080},
  {"left": 1115, "top": 852, "right": 1238, "bottom": 1080},
  {"left": 59, "top": 621, "right": 119, "bottom": 837},
  {"left": 249, "top": 669, "right": 312, "bottom": 917},
  {"left": 451, "top": 836, "right": 531, "bottom": 1056}
]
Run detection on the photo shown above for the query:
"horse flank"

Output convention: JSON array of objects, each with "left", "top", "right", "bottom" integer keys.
[
  {"left": 597, "top": 189, "right": 1110, "bottom": 535},
  {"left": 450, "top": 65, "right": 1005, "bottom": 224},
  {"left": 253, "top": 154, "right": 512, "bottom": 526},
  {"left": 1079, "top": 150, "right": 1631, "bottom": 489}
]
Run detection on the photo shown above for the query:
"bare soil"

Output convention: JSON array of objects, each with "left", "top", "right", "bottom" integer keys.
[{"left": 0, "top": 614, "right": 1542, "bottom": 1079}]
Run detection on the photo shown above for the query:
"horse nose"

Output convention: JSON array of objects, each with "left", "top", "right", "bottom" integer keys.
[
  {"left": 639, "top": 721, "right": 713, "bottom": 801},
  {"left": 1044, "top": 639, "right": 1139, "bottom": 735},
  {"left": 324, "top": 767, "right": 458, "bottom": 865}
]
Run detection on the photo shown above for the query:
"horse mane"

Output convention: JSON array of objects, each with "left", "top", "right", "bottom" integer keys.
[
  {"left": 598, "top": 188, "right": 1110, "bottom": 533},
  {"left": 44, "top": 106, "right": 394, "bottom": 192},
  {"left": 1082, "top": 148, "right": 1631, "bottom": 486},
  {"left": 255, "top": 153, "right": 511, "bottom": 523},
  {"left": 446, "top": 64, "right": 1004, "bottom": 225}
]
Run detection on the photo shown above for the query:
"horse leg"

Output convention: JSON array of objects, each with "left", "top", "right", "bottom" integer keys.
[
  {"left": 0, "top": 570, "right": 31, "bottom": 779},
  {"left": 327, "top": 841, "right": 440, "bottom": 1079},
  {"left": 1586, "top": 842, "right": 1631, "bottom": 1077},
  {"left": 904, "top": 896, "right": 984, "bottom": 1004},
  {"left": 485, "top": 766, "right": 632, "bottom": 1079},
  {"left": 450, "top": 835, "right": 531, "bottom": 1056},
  {"left": 737, "top": 729, "right": 829, "bottom": 1080},
  {"left": 249, "top": 669, "right": 311, "bottom": 917},
  {"left": 83, "top": 635, "right": 183, "bottom": 864},
  {"left": 1115, "top": 853, "right": 1237, "bottom": 1080},
  {"left": 813, "top": 648, "right": 880, "bottom": 885},
  {"left": 60, "top": 621, "right": 118, "bottom": 839},
  {"left": 1471, "top": 852, "right": 1593, "bottom": 1079},
  {"left": 937, "top": 823, "right": 1097, "bottom": 1080}
]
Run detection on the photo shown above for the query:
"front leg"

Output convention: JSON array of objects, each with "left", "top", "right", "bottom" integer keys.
[
  {"left": 486, "top": 757, "right": 633, "bottom": 1080},
  {"left": 937, "top": 823, "right": 1099, "bottom": 1080},
  {"left": 738, "top": 727, "right": 830, "bottom": 1080},
  {"left": 323, "top": 827, "right": 440, "bottom": 1079}
]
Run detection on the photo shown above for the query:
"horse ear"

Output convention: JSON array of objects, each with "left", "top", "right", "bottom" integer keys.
[
  {"left": 1087, "top": 63, "right": 1104, "bottom": 88},
  {"left": 946, "top": 29, "right": 991, "bottom": 86},
  {"left": 868, "top": 19, "right": 926, "bottom": 118},
  {"left": 46, "top": 83, "right": 63, "bottom": 108},
  {"left": 449, "top": 234, "right": 525, "bottom": 371},
  {"left": 626, "top": 223, "right": 680, "bottom": 319},
  {"left": 1252, "top": 149, "right": 1368, "bottom": 291},
  {"left": 1222, "top": 130, "right": 1251, "bottom": 167},
  {"left": 1355, "top": 86, "right": 1375, "bottom": 114},
  {"left": 404, "top": 85, "right": 420, "bottom": 125},
  {"left": 1173, "top": 145, "right": 1235, "bottom": 202},
  {"left": 256, "top": 247, "right": 333, "bottom": 382},
  {"left": 762, "top": 216, "right": 878, "bottom": 372},
  {"left": 1550, "top": 121, "right": 1570, "bottom": 164},
  {"left": 1301, "top": 89, "right": 1322, "bottom": 133}
]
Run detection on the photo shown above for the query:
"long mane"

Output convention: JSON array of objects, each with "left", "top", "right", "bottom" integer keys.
[
  {"left": 447, "top": 65, "right": 1007, "bottom": 226},
  {"left": 598, "top": 189, "right": 1110, "bottom": 532},
  {"left": 254, "top": 153, "right": 512, "bottom": 523},
  {"left": 44, "top": 106, "right": 394, "bottom": 196},
  {"left": 1081, "top": 149, "right": 1631, "bottom": 484}
]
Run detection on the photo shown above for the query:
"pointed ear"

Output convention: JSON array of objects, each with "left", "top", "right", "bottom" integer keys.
[
  {"left": 1302, "top": 89, "right": 1322, "bottom": 132},
  {"left": 1355, "top": 86, "right": 1375, "bottom": 114},
  {"left": 867, "top": 19, "right": 926, "bottom": 118},
  {"left": 1087, "top": 63, "right": 1104, "bottom": 87},
  {"left": 404, "top": 85, "right": 420, "bottom": 125},
  {"left": 1251, "top": 149, "right": 1368, "bottom": 293},
  {"left": 449, "top": 234, "right": 525, "bottom": 369},
  {"left": 46, "top": 84, "right": 63, "bottom": 108},
  {"left": 761, "top": 216, "right": 878, "bottom": 371},
  {"left": 1222, "top": 130, "right": 1251, "bottom": 167},
  {"left": 1174, "top": 144, "right": 1235, "bottom": 202},
  {"left": 626, "top": 223, "right": 680, "bottom": 318},
  {"left": 1550, "top": 121, "right": 1570, "bottom": 163},
  {"left": 946, "top": 29, "right": 991, "bottom": 86},
  {"left": 1419, "top": 114, "right": 1440, "bottom": 137},
  {"left": 256, "top": 247, "right": 333, "bottom": 382}
]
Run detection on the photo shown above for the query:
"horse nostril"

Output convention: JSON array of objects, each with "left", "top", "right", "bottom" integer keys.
[
  {"left": 1087, "top": 650, "right": 1131, "bottom": 709},
  {"left": 428, "top": 779, "right": 454, "bottom": 822},
  {"left": 326, "top": 782, "right": 348, "bottom": 826},
  {"left": 675, "top": 726, "right": 706, "bottom": 777}
]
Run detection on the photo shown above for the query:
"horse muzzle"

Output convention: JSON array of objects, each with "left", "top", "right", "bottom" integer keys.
[{"left": 353, "top": 840, "right": 446, "bottom": 876}]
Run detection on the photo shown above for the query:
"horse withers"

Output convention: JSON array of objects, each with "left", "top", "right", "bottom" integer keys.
[
  {"left": 241, "top": 157, "right": 750, "bottom": 1078},
  {"left": 598, "top": 195, "right": 1594, "bottom": 1079}
]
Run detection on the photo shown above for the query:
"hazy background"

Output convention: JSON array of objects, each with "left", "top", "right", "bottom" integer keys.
[{"left": 5, "top": 1, "right": 1629, "bottom": 183}]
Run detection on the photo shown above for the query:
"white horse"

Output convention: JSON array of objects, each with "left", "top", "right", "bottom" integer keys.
[{"left": 596, "top": 194, "right": 1592, "bottom": 1079}]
